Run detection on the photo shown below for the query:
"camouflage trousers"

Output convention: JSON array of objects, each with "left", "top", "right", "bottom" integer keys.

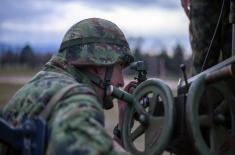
[{"left": 190, "top": 0, "right": 232, "bottom": 75}]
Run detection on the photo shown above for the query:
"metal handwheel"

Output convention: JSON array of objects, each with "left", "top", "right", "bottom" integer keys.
[
  {"left": 122, "top": 78, "right": 175, "bottom": 155},
  {"left": 186, "top": 75, "right": 235, "bottom": 155}
]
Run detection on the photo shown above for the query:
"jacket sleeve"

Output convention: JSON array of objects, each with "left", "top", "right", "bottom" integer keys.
[{"left": 46, "top": 87, "right": 130, "bottom": 155}]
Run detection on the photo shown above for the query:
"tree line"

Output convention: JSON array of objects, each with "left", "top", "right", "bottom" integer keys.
[
  {"left": 0, "top": 45, "right": 52, "bottom": 68},
  {"left": 0, "top": 43, "right": 192, "bottom": 78},
  {"left": 129, "top": 43, "right": 192, "bottom": 78}
]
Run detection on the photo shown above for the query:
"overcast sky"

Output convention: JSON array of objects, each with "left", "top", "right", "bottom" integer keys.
[{"left": 0, "top": 0, "right": 191, "bottom": 54}]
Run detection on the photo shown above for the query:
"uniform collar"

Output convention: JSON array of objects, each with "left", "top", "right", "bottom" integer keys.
[{"left": 43, "top": 55, "right": 94, "bottom": 87}]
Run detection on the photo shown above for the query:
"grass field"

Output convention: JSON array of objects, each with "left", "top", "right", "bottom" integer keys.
[
  {"left": 0, "top": 83, "right": 22, "bottom": 108},
  {"left": 0, "top": 66, "right": 39, "bottom": 77}
]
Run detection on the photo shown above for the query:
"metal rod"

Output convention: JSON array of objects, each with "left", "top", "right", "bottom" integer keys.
[
  {"left": 178, "top": 56, "right": 235, "bottom": 94},
  {"left": 205, "top": 64, "right": 235, "bottom": 84},
  {"left": 107, "top": 85, "right": 134, "bottom": 104},
  {"left": 107, "top": 85, "right": 148, "bottom": 116}
]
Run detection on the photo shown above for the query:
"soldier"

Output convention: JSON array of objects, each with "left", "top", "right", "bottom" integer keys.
[
  {"left": 0, "top": 18, "right": 134, "bottom": 155},
  {"left": 181, "top": 0, "right": 232, "bottom": 75}
]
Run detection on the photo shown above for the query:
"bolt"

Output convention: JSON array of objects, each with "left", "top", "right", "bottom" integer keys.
[
  {"left": 139, "top": 114, "right": 148, "bottom": 126},
  {"left": 214, "top": 114, "right": 225, "bottom": 124}
]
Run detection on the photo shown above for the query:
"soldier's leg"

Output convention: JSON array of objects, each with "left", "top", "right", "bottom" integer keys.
[
  {"left": 221, "top": 0, "right": 232, "bottom": 60},
  {"left": 190, "top": 0, "right": 222, "bottom": 75}
]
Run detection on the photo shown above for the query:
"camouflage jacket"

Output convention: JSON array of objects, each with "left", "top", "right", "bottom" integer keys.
[{"left": 1, "top": 56, "right": 128, "bottom": 155}]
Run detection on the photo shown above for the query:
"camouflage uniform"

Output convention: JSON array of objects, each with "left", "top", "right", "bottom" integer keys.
[
  {"left": 0, "top": 18, "right": 134, "bottom": 155},
  {"left": 190, "top": 0, "right": 232, "bottom": 75}
]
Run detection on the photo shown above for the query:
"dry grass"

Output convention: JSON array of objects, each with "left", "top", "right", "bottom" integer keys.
[
  {"left": 0, "top": 83, "right": 22, "bottom": 108},
  {"left": 0, "top": 66, "right": 39, "bottom": 77}
]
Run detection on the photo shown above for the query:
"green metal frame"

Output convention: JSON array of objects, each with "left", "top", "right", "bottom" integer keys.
[
  {"left": 186, "top": 75, "right": 235, "bottom": 155},
  {"left": 120, "top": 78, "right": 175, "bottom": 155}
]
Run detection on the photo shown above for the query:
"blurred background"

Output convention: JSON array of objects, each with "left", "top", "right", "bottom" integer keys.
[{"left": 0, "top": 0, "right": 191, "bottom": 143}]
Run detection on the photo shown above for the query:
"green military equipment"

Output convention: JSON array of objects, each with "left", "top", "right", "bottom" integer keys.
[
  {"left": 105, "top": 1, "right": 235, "bottom": 154},
  {"left": 112, "top": 79, "right": 174, "bottom": 155},
  {"left": 129, "top": 61, "right": 147, "bottom": 84},
  {"left": 186, "top": 74, "right": 235, "bottom": 155},
  {"left": 110, "top": 56, "right": 235, "bottom": 155}
]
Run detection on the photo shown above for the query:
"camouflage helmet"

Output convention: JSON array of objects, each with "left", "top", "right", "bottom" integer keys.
[{"left": 58, "top": 18, "right": 134, "bottom": 67}]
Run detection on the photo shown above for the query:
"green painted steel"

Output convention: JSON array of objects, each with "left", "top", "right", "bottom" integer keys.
[
  {"left": 109, "top": 86, "right": 134, "bottom": 104},
  {"left": 179, "top": 55, "right": 235, "bottom": 94},
  {"left": 186, "top": 75, "right": 235, "bottom": 155},
  {"left": 121, "top": 78, "right": 175, "bottom": 155}
]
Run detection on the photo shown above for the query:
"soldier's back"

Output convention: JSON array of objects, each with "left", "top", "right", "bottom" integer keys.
[{"left": 2, "top": 71, "right": 79, "bottom": 125}]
